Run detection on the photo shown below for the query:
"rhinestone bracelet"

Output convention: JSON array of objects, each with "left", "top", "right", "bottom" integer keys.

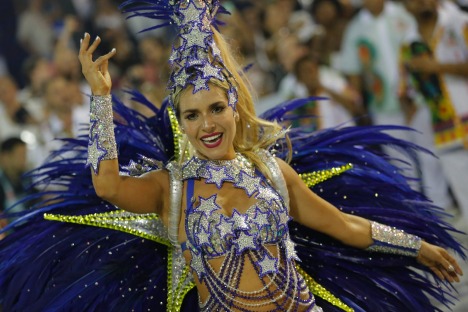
[
  {"left": 366, "top": 221, "right": 422, "bottom": 257},
  {"left": 86, "top": 95, "right": 117, "bottom": 173}
]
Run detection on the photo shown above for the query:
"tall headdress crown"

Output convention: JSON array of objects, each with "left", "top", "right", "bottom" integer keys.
[{"left": 122, "top": 0, "right": 238, "bottom": 109}]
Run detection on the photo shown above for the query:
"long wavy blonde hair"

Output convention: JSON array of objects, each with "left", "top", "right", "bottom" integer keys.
[{"left": 171, "top": 27, "right": 290, "bottom": 179}]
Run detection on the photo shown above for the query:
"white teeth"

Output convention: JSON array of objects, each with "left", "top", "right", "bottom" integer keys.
[{"left": 201, "top": 133, "right": 222, "bottom": 143}]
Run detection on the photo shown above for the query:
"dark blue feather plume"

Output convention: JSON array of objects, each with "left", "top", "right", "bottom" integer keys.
[{"left": 0, "top": 90, "right": 465, "bottom": 312}]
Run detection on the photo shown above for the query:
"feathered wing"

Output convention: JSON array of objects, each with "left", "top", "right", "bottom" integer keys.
[
  {"left": 261, "top": 99, "right": 466, "bottom": 311},
  {"left": 0, "top": 94, "right": 187, "bottom": 311},
  {"left": 0, "top": 92, "right": 465, "bottom": 311}
]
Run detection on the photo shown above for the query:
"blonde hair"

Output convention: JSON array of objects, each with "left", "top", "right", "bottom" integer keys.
[{"left": 171, "top": 27, "right": 291, "bottom": 179}]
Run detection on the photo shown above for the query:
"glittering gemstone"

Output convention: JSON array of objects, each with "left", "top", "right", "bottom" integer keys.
[
  {"left": 253, "top": 207, "right": 270, "bottom": 230},
  {"left": 234, "top": 171, "right": 262, "bottom": 196},
  {"left": 180, "top": 27, "right": 211, "bottom": 50},
  {"left": 233, "top": 231, "right": 257, "bottom": 254},
  {"left": 205, "top": 165, "right": 232, "bottom": 188},
  {"left": 178, "top": 0, "right": 205, "bottom": 26},
  {"left": 199, "top": 62, "right": 224, "bottom": 81},
  {"left": 256, "top": 251, "right": 278, "bottom": 277},
  {"left": 194, "top": 195, "right": 220, "bottom": 216},
  {"left": 86, "top": 135, "right": 108, "bottom": 173},
  {"left": 190, "top": 249, "right": 206, "bottom": 281},
  {"left": 230, "top": 209, "right": 249, "bottom": 231}
]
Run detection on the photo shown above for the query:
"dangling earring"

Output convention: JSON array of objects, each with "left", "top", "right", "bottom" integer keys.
[{"left": 180, "top": 126, "right": 185, "bottom": 133}]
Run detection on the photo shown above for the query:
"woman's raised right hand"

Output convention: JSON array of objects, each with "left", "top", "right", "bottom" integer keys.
[{"left": 78, "top": 33, "right": 116, "bottom": 96}]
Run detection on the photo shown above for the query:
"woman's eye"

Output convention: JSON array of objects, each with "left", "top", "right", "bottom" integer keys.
[
  {"left": 186, "top": 113, "right": 197, "bottom": 120},
  {"left": 212, "top": 106, "right": 225, "bottom": 114}
]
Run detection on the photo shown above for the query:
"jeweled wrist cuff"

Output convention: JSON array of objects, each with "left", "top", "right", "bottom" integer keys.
[
  {"left": 86, "top": 95, "right": 117, "bottom": 173},
  {"left": 366, "top": 221, "right": 422, "bottom": 257}
]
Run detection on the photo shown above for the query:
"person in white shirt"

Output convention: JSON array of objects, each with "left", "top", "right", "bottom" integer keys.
[
  {"left": 402, "top": 0, "right": 468, "bottom": 223},
  {"left": 338, "top": 0, "right": 452, "bottom": 210}
]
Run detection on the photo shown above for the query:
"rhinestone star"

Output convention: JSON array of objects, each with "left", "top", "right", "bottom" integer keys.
[
  {"left": 200, "top": 62, "right": 224, "bottom": 80},
  {"left": 211, "top": 41, "right": 221, "bottom": 59},
  {"left": 234, "top": 231, "right": 257, "bottom": 254},
  {"left": 87, "top": 135, "right": 108, "bottom": 173},
  {"left": 256, "top": 252, "right": 278, "bottom": 277},
  {"left": 284, "top": 238, "right": 300, "bottom": 261},
  {"left": 231, "top": 209, "right": 249, "bottom": 231},
  {"left": 277, "top": 210, "right": 291, "bottom": 226},
  {"left": 216, "top": 216, "right": 235, "bottom": 239},
  {"left": 227, "top": 87, "right": 238, "bottom": 107},
  {"left": 253, "top": 207, "right": 271, "bottom": 230},
  {"left": 190, "top": 249, "right": 206, "bottom": 281},
  {"left": 173, "top": 68, "right": 189, "bottom": 88},
  {"left": 234, "top": 171, "right": 262, "bottom": 196},
  {"left": 197, "top": 225, "right": 211, "bottom": 247},
  {"left": 205, "top": 165, "right": 232, "bottom": 188},
  {"left": 178, "top": 0, "right": 205, "bottom": 26},
  {"left": 255, "top": 186, "right": 276, "bottom": 205},
  {"left": 194, "top": 195, "right": 221, "bottom": 216},
  {"left": 180, "top": 27, "right": 211, "bottom": 50},
  {"left": 191, "top": 76, "right": 210, "bottom": 93}
]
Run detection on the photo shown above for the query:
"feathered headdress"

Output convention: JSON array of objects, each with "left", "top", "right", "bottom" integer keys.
[{"left": 122, "top": 0, "right": 238, "bottom": 109}]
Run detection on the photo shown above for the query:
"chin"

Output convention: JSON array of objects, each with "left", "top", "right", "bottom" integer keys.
[{"left": 197, "top": 146, "right": 235, "bottom": 160}]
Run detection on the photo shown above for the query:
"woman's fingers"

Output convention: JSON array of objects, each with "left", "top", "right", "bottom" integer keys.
[
  {"left": 431, "top": 266, "right": 445, "bottom": 281},
  {"left": 419, "top": 243, "right": 463, "bottom": 283},
  {"left": 95, "top": 48, "right": 116, "bottom": 68},
  {"left": 87, "top": 35, "right": 102, "bottom": 55},
  {"left": 447, "top": 255, "right": 463, "bottom": 276}
]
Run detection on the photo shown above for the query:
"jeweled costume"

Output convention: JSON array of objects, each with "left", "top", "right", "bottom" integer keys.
[
  {"left": 0, "top": 1, "right": 465, "bottom": 311},
  {"left": 181, "top": 152, "right": 318, "bottom": 311}
]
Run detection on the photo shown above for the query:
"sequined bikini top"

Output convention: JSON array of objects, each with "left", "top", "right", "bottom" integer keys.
[{"left": 180, "top": 152, "right": 299, "bottom": 280}]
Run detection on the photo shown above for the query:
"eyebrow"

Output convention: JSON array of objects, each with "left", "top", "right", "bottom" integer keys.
[{"left": 181, "top": 101, "right": 225, "bottom": 115}]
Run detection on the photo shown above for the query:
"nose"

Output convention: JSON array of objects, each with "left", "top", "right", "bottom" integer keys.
[{"left": 201, "top": 114, "right": 215, "bottom": 131}]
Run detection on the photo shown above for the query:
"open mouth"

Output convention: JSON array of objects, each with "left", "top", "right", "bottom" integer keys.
[{"left": 201, "top": 133, "right": 223, "bottom": 147}]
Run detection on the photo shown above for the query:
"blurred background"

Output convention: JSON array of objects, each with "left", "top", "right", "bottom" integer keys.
[{"left": 0, "top": 0, "right": 467, "bottom": 310}]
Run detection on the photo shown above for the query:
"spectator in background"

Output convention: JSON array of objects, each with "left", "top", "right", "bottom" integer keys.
[
  {"left": 0, "top": 137, "right": 29, "bottom": 239},
  {"left": 338, "top": 0, "right": 452, "bottom": 210},
  {"left": 0, "top": 76, "right": 37, "bottom": 141},
  {"left": 137, "top": 36, "right": 170, "bottom": 100},
  {"left": 16, "top": 0, "right": 55, "bottom": 59},
  {"left": 19, "top": 56, "right": 53, "bottom": 122},
  {"left": 402, "top": 0, "right": 468, "bottom": 222},
  {"left": 308, "top": 0, "right": 351, "bottom": 67},
  {"left": 42, "top": 76, "right": 74, "bottom": 141},
  {"left": 222, "top": 2, "right": 277, "bottom": 97},
  {"left": 292, "top": 54, "right": 360, "bottom": 130},
  {"left": 92, "top": 0, "right": 138, "bottom": 77}
]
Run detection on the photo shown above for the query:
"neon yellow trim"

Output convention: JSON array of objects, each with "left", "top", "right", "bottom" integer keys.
[
  {"left": 297, "top": 265, "right": 354, "bottom": 312},
  {"left": 168, "top": 107, "right": 183, "bottom": 162},
  {"left": 299, "top": 164, "right": 353, "bottom": 188},
  {"left": 44, "top": 211, "right": 171, "bottom": 246}
]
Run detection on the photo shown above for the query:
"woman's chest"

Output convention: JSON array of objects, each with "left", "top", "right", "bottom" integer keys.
[{"left": 179, "top": 179, "right": 290, "bottom": 257}]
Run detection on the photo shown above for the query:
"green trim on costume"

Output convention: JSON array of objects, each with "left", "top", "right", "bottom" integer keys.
[
  {"left": 44, "top": 210, "right": 171, "bottom": 246},
  {"left": 167, "top": 259, "right": 195, "bottom": 312},
  {"left": 168, "top": 107, "right": 183, "bottom": 162},
  {"left": 296, "top": 265, "right": 354, "bottom": 312},
  {"left": 299, "top": 164, "right": 353, "bottom": 187}
]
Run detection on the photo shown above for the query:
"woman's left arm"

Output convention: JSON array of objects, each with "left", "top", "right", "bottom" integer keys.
[{"left": 276, "top": 158, "right": 463, "bottom": 282}]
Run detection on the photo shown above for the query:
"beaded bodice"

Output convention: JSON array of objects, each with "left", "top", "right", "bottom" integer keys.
[
  {"left": 182, "top": 155, "right": 297, "bottom": 263},
  {"left": 178, "top": 152, "right": 319, "bottom": 311}
]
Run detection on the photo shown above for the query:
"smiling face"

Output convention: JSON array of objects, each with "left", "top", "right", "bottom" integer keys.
[{"left": 178, "top": 85, "right": 237, "bottom": 160}]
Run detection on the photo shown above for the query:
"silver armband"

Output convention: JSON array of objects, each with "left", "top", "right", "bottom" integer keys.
[
  {"left": 366, "top": 221, "right": 422, "bottom": 257},
  {"left": 86, "top": 95, "right": 117, "bottom": 173}
]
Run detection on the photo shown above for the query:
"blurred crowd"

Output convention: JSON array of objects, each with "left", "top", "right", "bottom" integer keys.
[{"left": 1, "top": 0, "right": 468, "bottom": 229}]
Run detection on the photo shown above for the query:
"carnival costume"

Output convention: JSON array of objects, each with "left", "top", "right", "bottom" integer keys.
[{"left": 0, "top": 1, "right": 465, "bottom": 311}]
